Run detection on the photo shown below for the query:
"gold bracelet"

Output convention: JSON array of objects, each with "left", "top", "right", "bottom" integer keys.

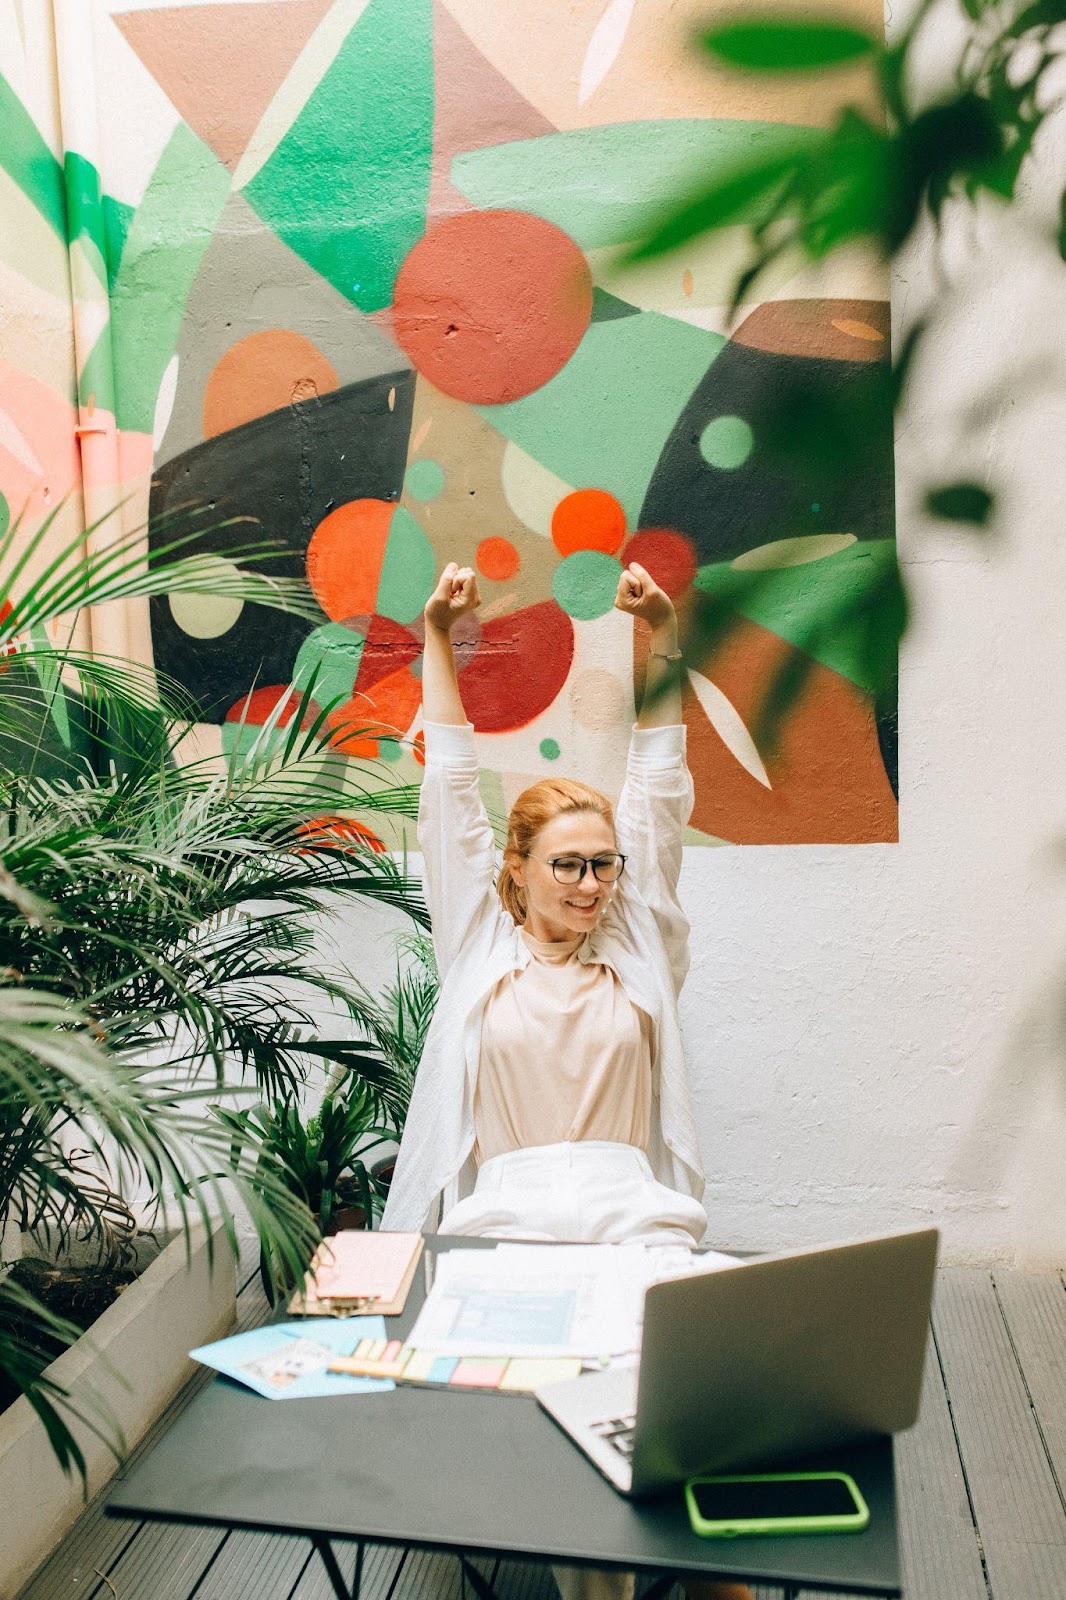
[{"left": 649, "top": 648, "right": 683, "bottom": 661}]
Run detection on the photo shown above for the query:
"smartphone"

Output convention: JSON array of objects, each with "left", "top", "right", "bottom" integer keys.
[{"left": 684, "top": 1471, "right": 870, "bottom": 1538}]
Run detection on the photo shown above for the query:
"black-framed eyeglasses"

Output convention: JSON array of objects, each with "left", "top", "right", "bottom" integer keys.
[{"left": 525, "top": 852, "right": 627, "bottom": 884}]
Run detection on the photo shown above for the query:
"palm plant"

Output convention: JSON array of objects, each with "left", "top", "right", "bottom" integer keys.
[
  {"left": 213, "top": 1080, "right": 393, "bottom": 1298},
  {"left": 0, "top": 505, "right": 427, "bottom": 1475},
  {"left": 345, "top": 932, "right": 440, "bottom": 1131},
  {"left": 212, "top": 933, "right": 440, "bottom": 1297},
  {"left": 0, "top": 982, "right": 323, "bottom": 1478}
]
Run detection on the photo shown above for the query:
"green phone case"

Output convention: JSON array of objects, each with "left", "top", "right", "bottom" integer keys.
[{"left": 684, "top": 1471, "right": 871, "bottom": 1539}]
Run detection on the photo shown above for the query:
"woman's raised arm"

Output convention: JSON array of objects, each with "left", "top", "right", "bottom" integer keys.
[
  {"left": 614, "top": 562, "right": 683, "bottom": 729},
  {"left": 417, "top": 563, "right": 497, "bottom": 981},
  {"left": 422, "top": 562, "right": 480, "bottom": 725},
  {"left": 613, "top": 563, "right": 694, "bottom": 993}
]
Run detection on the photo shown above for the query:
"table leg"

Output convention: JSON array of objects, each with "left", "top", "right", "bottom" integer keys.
[
  {"left": 638, "top": 1578, "right": 677, "bottom": 1600},
  {"left": 311, "top": 1534, "right": 365, "bottom": 1600},
  {"left": 459, "top": 1553, "right": 504, "bottom": 1600}
]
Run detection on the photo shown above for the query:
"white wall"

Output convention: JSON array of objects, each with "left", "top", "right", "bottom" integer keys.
[{"left": 689, "top": 185, "right": 1066, "bottom": 1268}]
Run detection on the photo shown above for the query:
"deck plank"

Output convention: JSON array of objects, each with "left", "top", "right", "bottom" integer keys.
[
  {"left": 187, "top": 1531, "right": 311, "bottom": 1599},
  {"left": 893, "top": 1330, "right": 988, "bottom": 1600},
  {"left": 390, "top": 1547, "right": 464, "bottom": 1599},
  {"left": 933, "top": 1269, "right": 1066, "bottom": 1600},
  {"left": 490, "top": 1558, "right": 558, "bottom": 1599},
  {"left": 87, "top": 1518, "right": 226, "bottom": 1600},
  {"left": 992, "top": 1270, "right": 1066, "bottom": 1492}
]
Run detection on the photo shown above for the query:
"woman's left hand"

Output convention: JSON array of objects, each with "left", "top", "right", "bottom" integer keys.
[{"left": 614, "top": 562, "right": 675, "bottom": 631}]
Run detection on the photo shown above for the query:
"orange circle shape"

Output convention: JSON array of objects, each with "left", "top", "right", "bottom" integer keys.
[
  {"left": 203, "top": 329, "right": 339, "bottom": 438},
  {"left": 306, "top": 499, "right": 394, "bottom": 621},
  {"left": 551, "top": 488, "right": 627, "bottom": 557},
  {"left": 477, "top": 536, "right": 521, "bottom": 581},
  {"left": 326, "top": 664, "right": 423, "bottom": 753},
  {"left": 392, "top": 210, "right": 593, "bottom": 405}
]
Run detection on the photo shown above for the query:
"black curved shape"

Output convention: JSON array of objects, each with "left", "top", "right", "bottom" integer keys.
[{"left": 148, "top": 369, "right": 415, "bottom": 723}]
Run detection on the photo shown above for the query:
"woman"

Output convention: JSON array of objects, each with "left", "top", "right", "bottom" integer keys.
[
  {"left": 382, "top": 558, "right": 706, "bottom": 1245},
  {"left": 382, "top": 561, "right": 752, "bottom": 1600}
]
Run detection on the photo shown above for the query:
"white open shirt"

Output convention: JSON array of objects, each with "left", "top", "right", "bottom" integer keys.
[{"left": 380, "top": 720, "right": 707, "bottom": 1234}]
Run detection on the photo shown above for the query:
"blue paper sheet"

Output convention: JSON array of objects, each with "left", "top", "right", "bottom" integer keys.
[{"left": 190, "top": 1317, "right": 394, "bottom": 1400}]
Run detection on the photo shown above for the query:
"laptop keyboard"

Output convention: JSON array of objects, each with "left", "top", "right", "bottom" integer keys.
[{"left": 590, "top": 1412, "right": 637, "bottom": 1458}]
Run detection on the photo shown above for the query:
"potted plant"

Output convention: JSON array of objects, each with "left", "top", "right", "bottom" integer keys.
[
  {"left": 213, "top": 1074, "right": 400, "bottom": 1299},
  {"left": 0, "top": 508, "right": 427, "bottom": 1588},
  {"left": 213, "top": 932, "right": 441, "bottom": 1298},
  {"left": 347, "top": 932, "right": 440, "bottom": 1203}
]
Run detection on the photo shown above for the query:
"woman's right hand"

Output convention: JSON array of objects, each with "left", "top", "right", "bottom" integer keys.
[{"left": 424, "top": 562, "right": 481, "bottom": 632}]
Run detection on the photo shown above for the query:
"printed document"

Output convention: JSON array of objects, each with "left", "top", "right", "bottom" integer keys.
[{"left": 407, "top": 1242, "right": 738, "bottom": 1359}]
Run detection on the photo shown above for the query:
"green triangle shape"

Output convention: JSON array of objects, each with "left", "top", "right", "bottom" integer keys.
[{"left": 242, "top": 0, "right": 433, "bottom": 312}]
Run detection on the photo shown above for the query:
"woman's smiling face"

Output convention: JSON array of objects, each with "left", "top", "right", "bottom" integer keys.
[{"left": 510, "top": 809, "right": 620, "bottom": 942}]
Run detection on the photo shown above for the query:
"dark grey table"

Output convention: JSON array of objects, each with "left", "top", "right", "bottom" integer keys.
[{"left": 106, "top": 1237, "right": 902, "bottom": 1600}]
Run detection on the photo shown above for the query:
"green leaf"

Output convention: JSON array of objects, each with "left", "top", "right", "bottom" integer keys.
[
  {"left": 625, "top": 136, "right": 814, "bottom": 262},
  {"left": 1008, "top": 0, "right": 1066, "bottom": 33},
  {"left": 701, "top": 15, "right": 875, "bottom": 73},
  {"left": 925, "top": 483, "right": 996, "bottom": 526}
]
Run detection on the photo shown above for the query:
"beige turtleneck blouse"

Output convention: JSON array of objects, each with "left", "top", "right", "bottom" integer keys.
[{"left": 472, "top": 928, "right": 653, "bottom": 1164}]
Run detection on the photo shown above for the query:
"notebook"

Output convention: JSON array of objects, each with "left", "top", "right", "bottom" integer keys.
[{"left": 288, "top": 1230, "right": 424, "bottom": 1317}]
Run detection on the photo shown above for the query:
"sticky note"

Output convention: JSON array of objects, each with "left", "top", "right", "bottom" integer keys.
[
  {"left": 403, "top": 1350, "right": 439, "bottom": 1382},
  {"left": 382, "top": 1339, "right": 403, "bottom": 1362},
  {"left": 499, "top": 1358, "right": 584, "bottom": 1392},
  {"left": 427, "top": 1357, "right": 459, "bottom": 1383},
  {"left": 450, "top": 1359, "right": 507, "bottom": 1388}
]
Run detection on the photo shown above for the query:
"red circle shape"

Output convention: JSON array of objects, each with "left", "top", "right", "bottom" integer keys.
[
  {"left": 477, "top": 536, "right": 521, "bottom": 581},
  {"left": 306, "top": 500, "right": 393, "bottom": 621},
  {"left": 622, "top": 528, "right": 698, "bottom": 598},
  {"left": 296, "top": 815, "right": 387, "bottom": 855},
  {"left": 551, "top": 488, "right": 627, "bottom": 557},
  {"left": 226, "top": 685, "right": 305, "bottom": 727},
  {"left": 392, "top": 211, "right": 593, "bottom": 404},
  {"left": 458, "top": 601, "right": 574, "bottom": 733}
]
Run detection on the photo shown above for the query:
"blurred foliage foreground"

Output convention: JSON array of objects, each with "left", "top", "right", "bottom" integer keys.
[{"left": 637, "top": 0, "right": 1065, "bottom": 732}]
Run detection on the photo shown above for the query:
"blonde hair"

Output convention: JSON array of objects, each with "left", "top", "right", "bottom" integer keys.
[{"left": 497, "top": 778, "right": 615, "bottom": 926}]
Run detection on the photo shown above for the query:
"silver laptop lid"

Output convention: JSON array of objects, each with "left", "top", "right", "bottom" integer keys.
[{"left": 629, "top": 1227, "right": 939, "bottom": 1495}]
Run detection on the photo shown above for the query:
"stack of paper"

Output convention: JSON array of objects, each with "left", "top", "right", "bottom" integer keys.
[
  {"left": 404, "top": 1242, "right": 741, "bottom": 1366},
  {"left": 289, "top": 1230, "right": 423, "bottom": 1317},
  {"left": 408, "top": 1245, "right": 641, "bottom": 1360}
]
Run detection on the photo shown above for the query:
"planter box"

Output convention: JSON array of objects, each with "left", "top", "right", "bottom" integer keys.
[{"left": 0, "top": 1218, "right": 235, "bottom": 1600}]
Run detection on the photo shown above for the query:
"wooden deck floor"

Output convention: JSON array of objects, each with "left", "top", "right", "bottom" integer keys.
[{"left": 16, "top": 1263, "right": 1066, "bottom": 1600}]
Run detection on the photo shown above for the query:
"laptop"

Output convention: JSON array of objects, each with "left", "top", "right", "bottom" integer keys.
[{"left": 535, "top": 1227, "right": 939, "bottom": 1497}]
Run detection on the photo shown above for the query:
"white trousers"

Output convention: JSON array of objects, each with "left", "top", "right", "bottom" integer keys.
[
  {"left": 439, "top": 1142, "right": 706, "bottom": 1600},
  {"left": 438, "top": 1141, "right": 707, "bottom": 1246}
]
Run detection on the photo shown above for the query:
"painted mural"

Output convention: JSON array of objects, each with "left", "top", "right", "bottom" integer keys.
[{"left": 0, "top": 0, "right": 897, "bottom": 845}]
